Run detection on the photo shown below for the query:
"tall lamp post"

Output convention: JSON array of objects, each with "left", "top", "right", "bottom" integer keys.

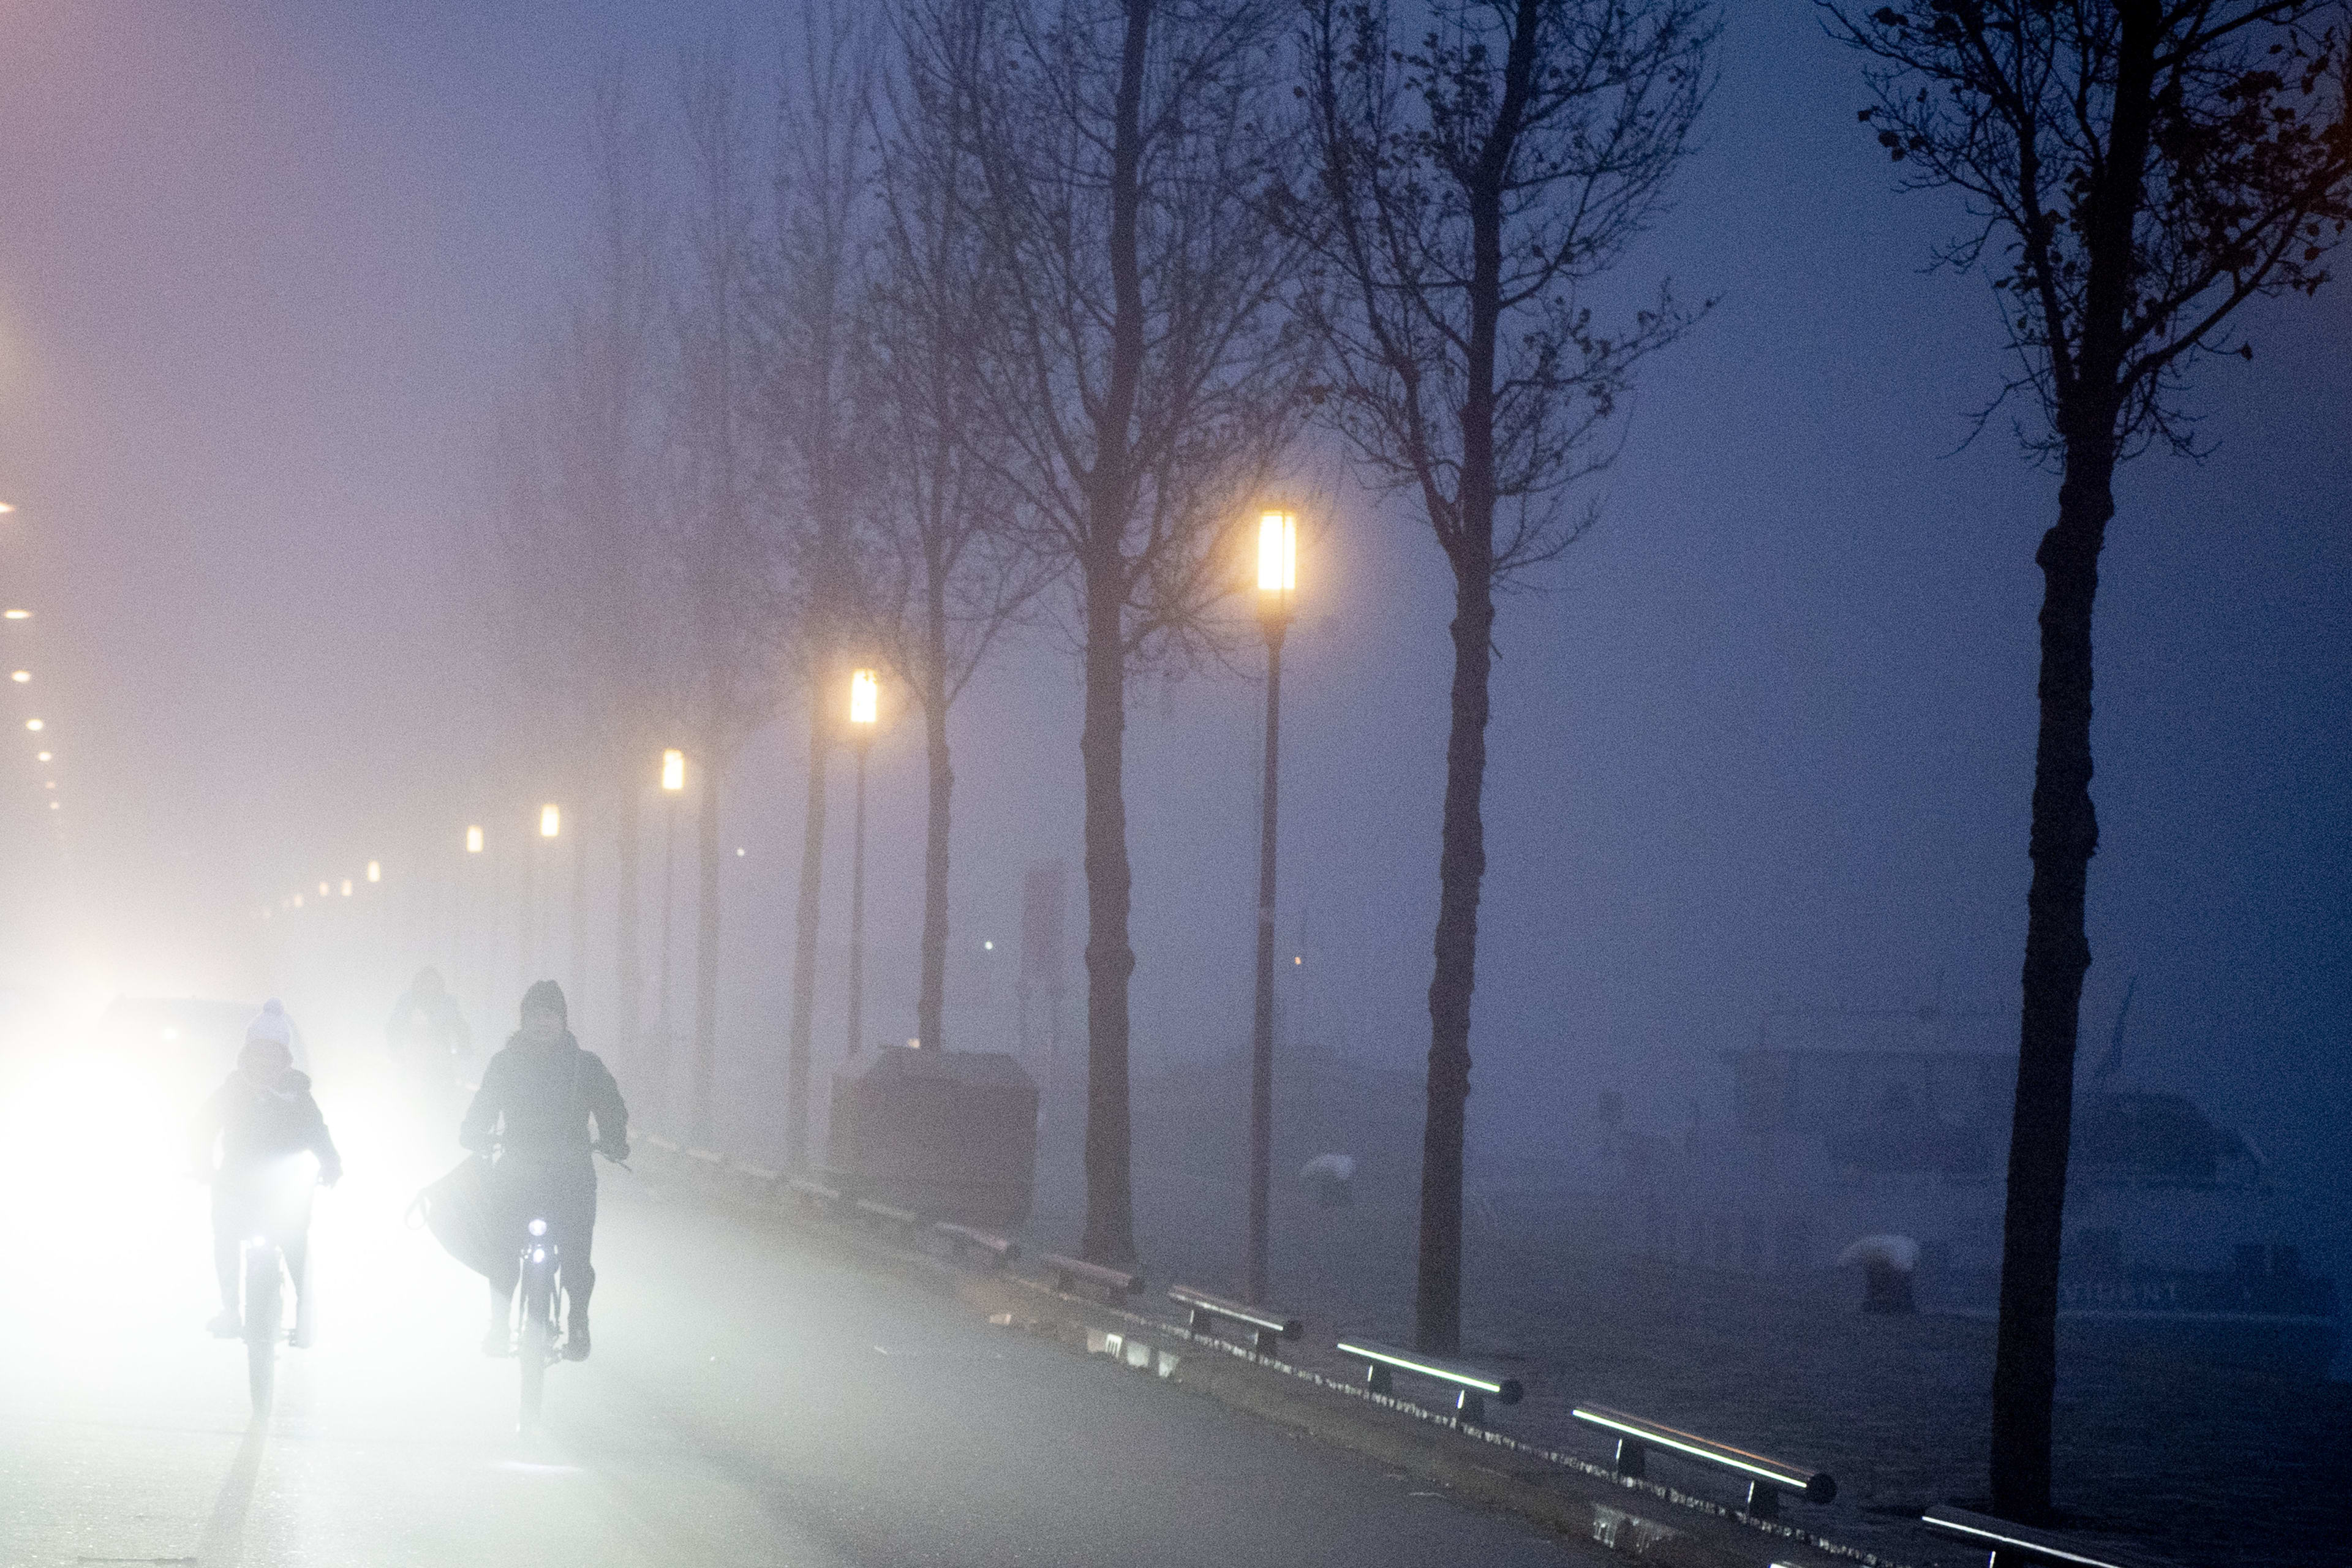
[
  {"left": 845, "top": 668, "right": 879, "bottom": 1058},
  {"left": 532, "top": 802, "right": 560, "bottom": 984},
  {"left": 656, "top": 748, "right": 685, "bottom": 1107},
  {"left": 1246, "top": 507, "right": 1296, "bottom": 1305}
]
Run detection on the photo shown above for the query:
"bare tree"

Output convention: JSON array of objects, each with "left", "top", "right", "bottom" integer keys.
[
  {"left": 480, "top": 67, "right": 676, "bottom": 1085},
  {"left": 963, "top": 0, "right": 1316, "bottom": 1264},
  {"left": 859, "top": 0, "right": 1052, "bottom": 1057},
  {"left": 758, "top": 1, "right": 880, "bottom": 1172},
  {"left": 672, "top": 40, "right": 793, "bottom": 1145},
  {"left": 1291, "top": 0, "right": 1713, "bottom": 1352},
  {"left": 1821, "top": 0, "right": 2352, "bottom": 1521}
]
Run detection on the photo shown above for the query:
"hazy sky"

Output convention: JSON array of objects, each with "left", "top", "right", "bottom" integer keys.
[{"left": 2, "top": 2, "right": 2346, "bottom": 1251}]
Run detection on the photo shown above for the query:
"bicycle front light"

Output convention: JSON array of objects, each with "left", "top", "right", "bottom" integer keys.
[{"left": 528, "top": 1218, "right": 548, "bottom": 1237}]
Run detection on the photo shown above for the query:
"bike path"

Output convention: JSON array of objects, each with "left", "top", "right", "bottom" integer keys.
[{"left": 1, "top": 1160, "right": 1599, "bottom": 1567}]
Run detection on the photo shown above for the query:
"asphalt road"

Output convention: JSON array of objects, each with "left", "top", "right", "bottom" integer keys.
[{"left": 0, "top": 1085, "right": 1594, "bottom": 1568}]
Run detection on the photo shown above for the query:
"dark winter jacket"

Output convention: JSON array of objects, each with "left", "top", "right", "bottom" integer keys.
[
  {"left": 459, "top": 1032, "right": 627, "bottom": 1170},
  {"left": 193, "top": 1069, "right": 343, "bottom": 1183}
]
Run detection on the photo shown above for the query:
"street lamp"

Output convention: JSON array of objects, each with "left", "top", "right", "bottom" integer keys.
[
  {"left": 466, "top": 825, "right": 484, "bottom": 854},
  {"left": 1245, "top": 505, "right": 1297, "bottom": 1305},
  {"left": 540, "top": 804, "right": 561, "bottom": 839},
  {"left": 845, "top": 669, "right": 880, "bottom": 1058},
  {"left": 366, "top": 860, "right": 381, "bottom": 883},
  {"left": 23, "top": 718, "right": 41, "bottom": 732},
  {"left": 9, "top": 671, "right": 25, "bottom": 683},
  {"left": 657, "top": 748, "right": 686, "bottom": 1072}
]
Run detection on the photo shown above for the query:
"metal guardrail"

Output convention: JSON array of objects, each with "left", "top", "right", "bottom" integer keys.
[
  {"left": 1167, "top": 1284, "right": 1302, "bottom": 1357},
  {"left": 1039, "top": 1251, "right": 1144, "bottom": 1298},
  {"left": 1334, "top": 1337, "right": 1523, "bottom": 1425},
  {"left": 1572, "top": 1404, "right": 1834, "bottom": 1518},
  {"left": 1923, "top": 1505, "right": 2152, "bottom": 1568},
  {"left": 934, "top": 1221, "right": 1019, "bottom": 1267},
  {"left": 853, "top": 1197, "right": 922, "bottom": 1229}
]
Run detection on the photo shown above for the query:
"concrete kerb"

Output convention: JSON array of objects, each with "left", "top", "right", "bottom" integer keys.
[{"left": 631, "top": 1144, "right": 1915, "bottom": 1568}]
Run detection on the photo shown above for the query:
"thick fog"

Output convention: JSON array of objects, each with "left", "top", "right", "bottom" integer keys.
[{"left": 1, "top": 0, "right": 2345, "bottom": 1276}]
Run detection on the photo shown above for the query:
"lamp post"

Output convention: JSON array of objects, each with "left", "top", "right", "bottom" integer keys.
[
  {"left": 1246, "top": 507, "right": 1296, "bottom": 1305},
  {"left": 657, "top": 748, "right": 685, "bottom": 1087},
  {"left": 465, "top": 824, "right": 484, "bottom": 1017},
  {"left": 845, "top": 669, "right": 879, "bottom": 1058}
]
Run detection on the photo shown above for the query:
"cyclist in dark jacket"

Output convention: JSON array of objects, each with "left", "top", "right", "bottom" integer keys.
[
  {"left": 191, "top": 1000, "right": 342, "bottom": 1341},
  {"left": 459, "top": 979, "right": 627, "bottom": 1360}
]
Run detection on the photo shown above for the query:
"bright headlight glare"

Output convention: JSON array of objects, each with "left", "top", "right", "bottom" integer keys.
[{"left": 528, "top": 1218, "right": 548, "bottom": 1237}]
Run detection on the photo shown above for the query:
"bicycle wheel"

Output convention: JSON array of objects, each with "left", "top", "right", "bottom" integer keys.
[
  {"left": 517, "top": 1273, "right": 550, "bottom": 1429},
  {"left": 244, "top": 1245, "right": 281, "bottom": 1414}
]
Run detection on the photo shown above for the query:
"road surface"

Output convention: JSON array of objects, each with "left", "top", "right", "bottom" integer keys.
[{"left": 0, "top": 1083, "right": 1592, "bottom": 1568}]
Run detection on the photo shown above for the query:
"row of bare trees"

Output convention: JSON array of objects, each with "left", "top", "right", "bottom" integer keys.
[{"left": 481, "top": 0, "right": 2352, "bottom": 1525}]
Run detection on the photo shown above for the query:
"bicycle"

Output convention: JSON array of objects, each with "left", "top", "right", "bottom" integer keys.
[{"left": 504, "top": 1141, "right": 624, "bottom": 1433}]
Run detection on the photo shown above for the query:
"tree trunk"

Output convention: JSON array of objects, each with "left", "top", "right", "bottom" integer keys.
[
  {"left": 787, "top": 690, "right": 829, "bottom": 1170},
  {"left": 614, "top": 764, "right": 642, "bottom": 1099},
  {"left": 1077, "top": 0, "right": 1150, "bottom": 1269},
  {"left": 918, "top": 581, "right": 952, "bottom": 1051},
  {"left": 690, "top": 765, "right": 722, "bottom": 1147},
  {"left": 1079, "top": 564, "right": 1138, "bottom": 1265},
  {"left": 1989, "top": 442, "right": 2113, "bottom": 1521},
  {"left": 1414, "top": 565, "right": 1494, "bottom": 1354}
]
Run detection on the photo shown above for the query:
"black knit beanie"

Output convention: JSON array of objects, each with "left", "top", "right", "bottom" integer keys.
[{"left": 521, "top": 978, "right": 568, "bottom": 1022}]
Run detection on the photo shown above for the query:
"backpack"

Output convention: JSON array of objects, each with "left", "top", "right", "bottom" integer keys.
[{"left": 409, "top": 1155, "right": 502, "bottom": 1279}]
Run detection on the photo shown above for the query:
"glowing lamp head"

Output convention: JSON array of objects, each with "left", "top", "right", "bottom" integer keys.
[
  {"left": 318, "top": 881, "right": 330, "bottom": 897},
  {"left": 24, "top": 718, "right": 41, "bottom": 732},
  {"left": 1256, "top": 508, "right": 1297, "bottom": 627},
  {"left": 540, "top": 804, "right": 560, "bottom": 839},
  {"left": 466, "top": 824, "right": 484, "bottom": 854},
  {"left": 661, "top": 748, "right": 685, "bottom": 791},
  {"left": 849, "top": 668, "right": 879, "bottom": 728},
  {"left": 36, "top": 750, "right": 50, "bottom": 762},
  {"left": 3, "top": 609, "right": 27, "bottom": 620},
  {"left": 366, "top": 860, "right": 381, "bottom": 883},
  {"left": 8, "top": 670, "right": 25, "bottom": 683},
  {"left": 0, "top": 501, "right": 13, "bottom": 514},
  {"left": 339, "top": 879, "right": 353, "bottom": 897}
]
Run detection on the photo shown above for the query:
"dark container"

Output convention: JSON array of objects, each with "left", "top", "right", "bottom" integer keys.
[{"left": 826, "top": 1046, "right": 1038, "bottom": 1227}]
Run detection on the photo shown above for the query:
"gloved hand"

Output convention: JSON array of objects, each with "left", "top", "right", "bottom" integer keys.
[{"left": 318, "top": 1163, "right": 343, "bottom": 1188}]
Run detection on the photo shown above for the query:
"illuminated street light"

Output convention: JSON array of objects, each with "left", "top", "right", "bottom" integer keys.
[
  {"left": 341, "top": 880, "right": 353, "bottom": 897},
  {"left": 466, "top": 824, "right": 484, "bottom": 854},
  {"left": 0, "top": 501, "right": 14, "bottom": 514},
  {"left": 662, "top": 748, "right": 685, "bottom": 792},
  {"left": 366, "top": 860, "right": 381, "bottom": 883},
  {"left": 1245, "top": 505, "right": 1298, "bottom": 1306},
  {"left": 540, "top": 803, "right": 561, "bottom": 839},
  {"left": 36, "top": 750, "right": 50, "bottom": 762},
  {"left": 293, "top": 893, "right": 304, "bottom": 908},
  {"left": 9, "top": 671, "right": 26, "bottom": 683},
  {"left": 846, "top": 668, "right": 880, "bottom": 1060},
  {"left": 318, "top": 881, "right": 330, "bottom": 897},
  {"left": 4, "top": 610, "right": 28, "bottom": 620},
  {"left": 24, "top": 718, "right": 41, "bottom": 732}
]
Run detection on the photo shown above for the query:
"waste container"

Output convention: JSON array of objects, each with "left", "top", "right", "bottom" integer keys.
[{"left": 827, "top": 1046, "right": 1038, "bottom": 1227}]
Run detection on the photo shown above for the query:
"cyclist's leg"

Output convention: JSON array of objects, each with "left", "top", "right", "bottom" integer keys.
[{"left": 554, "top": 1175, "right": 597, "bottom": 1357}]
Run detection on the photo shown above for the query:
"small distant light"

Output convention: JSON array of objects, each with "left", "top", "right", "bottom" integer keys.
[
  {"left": 661, "top": 748, "right": 685, "bottom": 791},
  {"left": 736, "top": 846, "right": 745, "bottom": 857},
  {"left": 47, "top": 799, "right": 58, "bottom": 810},
  {"left": 23, "top": 718, "right": 41, "bottom": 731},
  {"left": 983, "top": 940, "right": 993, "bottom": 951},
  {"left": 540, "top": 803, "right": 560, "bottom": 838},
  {"left": 3, "top": 609, "right": 28, "bottom": 620},
  {"left": 1294, "top": 955, "right": 1302, "bottom": 965},
  {"left": 466, "top": 824, "right": 484, "bottom": 854},
  {"left": 43, "top": 780, "right": 55, "bottom": 790},
  {"left": 366, "top": 860, "right": 381, "bottom": 883},
  {"left": 8, "top": 671, "right": 26, "bottom": 683},
  {"left": 849, "top": 668, "right": 879, "bottom": 727},
  {"left": 318, "top": 881, "right": 330, "bottom": 896},
  {"left": 35, "top": 750, "right": 50, "bottom": 761},
  {"left": 340, "top": 878, "right": 353, "bottom": 897},
  {"left": 0, "top": 501, "right": 14, "bottom": 514},
  {"left": 293, "top": 893, "right": 304, "bottom": 908}
]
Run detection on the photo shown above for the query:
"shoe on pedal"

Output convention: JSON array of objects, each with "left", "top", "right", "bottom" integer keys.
[{"left": 206, "top": 1308, "right": 242, "bottom": 1339}]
